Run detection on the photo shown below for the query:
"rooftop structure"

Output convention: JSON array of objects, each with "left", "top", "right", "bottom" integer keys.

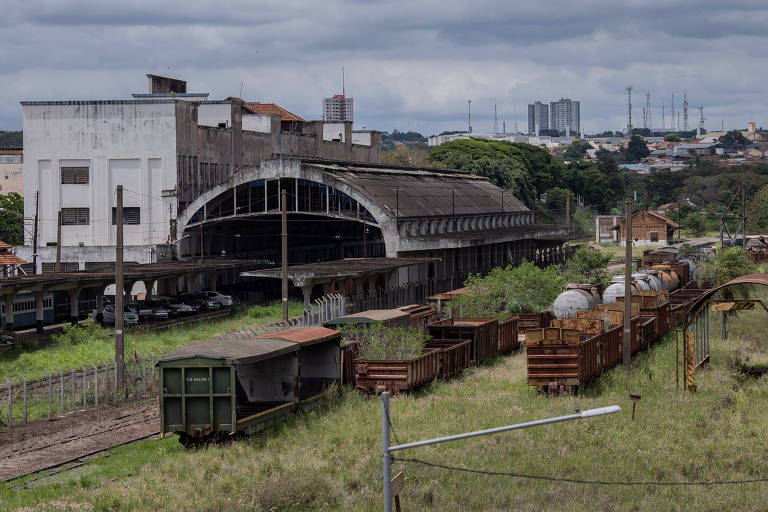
[{"left": 323, "top": 94, "right": 353, "bottom": 123}]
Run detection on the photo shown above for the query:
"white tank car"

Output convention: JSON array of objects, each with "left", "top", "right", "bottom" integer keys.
[
  {"left": 553, "top": 283, "right": 602, "bottom": 319},
  {"left": 603, "top": 275, "right": 640, "bottom": 304}
]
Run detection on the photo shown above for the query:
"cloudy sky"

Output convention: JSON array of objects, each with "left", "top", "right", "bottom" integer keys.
[{"left": 1, "top": 0, "right": 766, "bottom": 135}]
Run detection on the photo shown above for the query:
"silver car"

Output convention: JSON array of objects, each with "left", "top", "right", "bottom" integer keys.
[{"left": 93, "top": 305, "right": 139, "bottom": 326}]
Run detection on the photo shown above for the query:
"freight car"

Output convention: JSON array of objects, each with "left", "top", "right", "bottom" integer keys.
[{"left": 157, "top": 327, "right": 341, "bottom": 446}]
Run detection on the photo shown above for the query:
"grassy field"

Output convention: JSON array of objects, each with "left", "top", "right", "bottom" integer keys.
[
  {"left": 0, "top": 301, "right": 304, "bottom": 381},
  {"left": 3, "top": 300, "right": 768, "bottom": 511}
]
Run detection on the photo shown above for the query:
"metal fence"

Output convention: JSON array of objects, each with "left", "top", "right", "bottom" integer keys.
[
  {"left": 1, "top": 350, "right": 169, "bottom": 427},
  {"left": 345, "top": 278, "right": 459, "bottom": 314},
  {"left": 300, "top": 294, "right": 347, "bottom": 326}
]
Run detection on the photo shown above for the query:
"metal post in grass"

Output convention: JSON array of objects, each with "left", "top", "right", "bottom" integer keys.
[
  {"left": 113, "top": 358, "right": 118, "bottom": 404},
  {"left": 18, "top": 374, "right": 26, "bottom": 423},
  {"left": 380, "top": 392, "right": 621, "bottom": 512},
  {"left": 3, "top": 376, "right": 11, "bottom": 428},
  {"left": 44, "top": 369, "right": 52, "bottom": 418},
  {"left": 91, "top": 363, "right": 98, "bottom": 408},
  {"left": 102, "top": 361, "right": 109, "bottom": 404},
  {"left": 81, "top": 366, "right": 87, "bottom": 409},
  {"left": 67, "top": 365, "right": 75, "bottom": 410},
  {"left": 57, "top": 368, "right": 63, "bottom": 414}
]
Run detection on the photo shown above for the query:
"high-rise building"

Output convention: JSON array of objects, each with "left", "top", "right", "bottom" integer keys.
[
  {"left": 323, "top": 94, "right": 353, "bottom": 122},
  {"left": 549, "top": 98, "right": 580, "bottom": 136},
  {"left": 527, "top": 101, "right": 549, "bottom": 135}
]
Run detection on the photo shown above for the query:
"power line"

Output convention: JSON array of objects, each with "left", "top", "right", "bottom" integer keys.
[{"left": 394, "top": 457, "right": 768, "bottom": 487}]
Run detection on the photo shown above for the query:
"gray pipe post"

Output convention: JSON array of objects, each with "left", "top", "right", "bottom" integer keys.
[
  {"left": 102, "top": 361, "right": 109, "bottom": 404},
  {"left": 67, "top": 365, "right": 75, "bottom": 410},
  {"left": 4, "top": 376, "right": 11, "bottom": 427},
  {"left": 44, "top": 369, "right": 52, "bottom": 418},
  {"left": 624, "top": 198, "right": 632, "bottom": 371},
  {"left": 57, "top": 368, "right": 63, "bottom": 413},
  {"left": 19, "top": 374, "right": 26, "bottom": 423},
  {"left": 382, "top": 391, "right": 392, "bottom": 512},
  {"left": 81, "top": 365, "right": 87, "bottom": 409},
  {"left": 91, "top": 363, "right": 98, "bottom": 408}
]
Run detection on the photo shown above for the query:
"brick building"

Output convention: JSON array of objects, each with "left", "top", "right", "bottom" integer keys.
[{"left": 616, "top": 210, "right": 680, "bottom": 246}]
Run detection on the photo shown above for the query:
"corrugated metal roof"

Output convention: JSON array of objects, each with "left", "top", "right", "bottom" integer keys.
[
  {"left": 255, "top": 327, "right": 340, "bottom": 346},
  {"left": 325, "top": 309, "right": 410, "bottom": 326},
  {"left": 311, "top": 163, "right": 528, "bottom": 218},
  {"left": 161, "top": 336, "right": 297, "bottom": 364}
]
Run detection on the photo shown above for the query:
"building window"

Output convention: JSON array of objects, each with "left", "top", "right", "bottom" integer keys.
[
  {"left": 112, "top": 207, "right": 141, "bottom": 225},
  {"left": 650, "top": 231, "right": 659, "bottom": 243},
  {"left": 61, "top": 167, "right": 89, "bottom": 184},
  {"left": 61, "top": 208, "right": 90, "bottom": 225}
]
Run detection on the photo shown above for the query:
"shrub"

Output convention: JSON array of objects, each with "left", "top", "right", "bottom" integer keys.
[
  {"left": 564, "top": 247, "right": 611, "bottom": 283},
  {"left": 53, "top": 322, "right": 106, "bottom": 346},
  {"left": 340, "top": 323, "right": 428, "bottom": 360}
]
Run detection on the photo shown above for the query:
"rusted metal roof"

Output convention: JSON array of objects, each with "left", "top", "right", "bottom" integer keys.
[
  {"left": 245, "top": 102, "right": 304, "bottom": 121},
  {"left": 162, "top": 337, "right": 298, "bottom": 364},
  {"left": 0, "top": 253, "right": 26, "bottom": 265},
  {"left": 337, "top": 309, "right": 410, "bottom": 322},
  {"left": 685, "top": 274, "right": 768, "bottom": 325},
  {"left": 255, "top": 327, "right": 340, "bottom": 346},
  {"left": 308, "top": 162, "right": 528, "bottom": 218}
]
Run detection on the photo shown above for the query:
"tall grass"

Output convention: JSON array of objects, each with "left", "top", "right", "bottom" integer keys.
[
  {"left": 0, "top": 301, "right": 303, "bottom": 381},
  {"left": 5, "top": 300, "right": 768, "bottom": 510}
]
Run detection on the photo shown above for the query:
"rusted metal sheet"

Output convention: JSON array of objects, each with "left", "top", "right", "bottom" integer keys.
[
  {"left": 550, "top": 318, "right": 603, "bottom": 335},
  {"left": 497, "top": 316, "right": 520, "bottom": 354},
  {"left": 354, "top": 348, "right": 441, "bottom": 393},
  {"left": 427, "top": 318, "right": 498, "bottom": 363},
  {"left": 684, "top": 274, "right": 768, "bottom": 327},
  {"left": 424, "top": 338, "right": 472, "bottom": 378},
  {"left": 517, "top": 311, "right": 555, "bottom": 331},
  {"left": 340, "top": 341, "right": 360, "bottom": 386},
  {"left": 525, "top": 327, "right": 581, "bottom": 347},
  {"left": 398, "top": 305, "right": 440, "bottom": 334}
]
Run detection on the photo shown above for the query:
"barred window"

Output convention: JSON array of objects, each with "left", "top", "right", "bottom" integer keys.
[
  {"left": 61, "top": 167, "right": 89, "bottom": 184},
  {"left": 61, "top": 208, "right": 90, "bottom": 225},
  {"left": 111, "top": 207, "right": 141, "bottom": 225}
]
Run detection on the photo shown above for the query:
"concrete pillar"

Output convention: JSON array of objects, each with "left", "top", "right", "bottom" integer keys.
[
  {"left": 69, "top": 287, "right": 81, "bottom": 324},
  {"left": 301, "top": 283, "right": 312, "bottom": 311},
  {"left": 144, "top": 280, "right": 155, "bottom": 301},
  {"left": 209, "top": 272, "right": 218, "bottom": 292},
  {"left": 96, "top": 293, "right": 104, "bottom": 323},
  {"left": 184, "top": 273, "right": 195, "bottom": 294},
  {"left": 34, "top": 290, "right": 44, "bottom": 334},
  {"left": 3, "top": 292, "right": 15, "bottom": 331},
  {"left": 166, "top": 277, "right": 178, "bottom": 296}
]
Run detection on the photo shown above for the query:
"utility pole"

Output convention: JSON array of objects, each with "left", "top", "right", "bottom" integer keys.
[
  {"left": 565, "top": 191, "right": 571, "bottom": 227},
  {"left": 55, "top": 210, "right": 62, "bottom": 272},
  {"left": 32, "top": 191, "right": 39, "bottom": 274},
  {"left": 199, "top": 223, "right": 204, "bottom": 264},
  {"left": 624, "top": 198, "right": 632, "bottom": 372},
  {"left": 115, "top": 185, "right": 125, "bottom": 396},
  {"left": 281, "top": 188, "right": 288, "bottom": 322}
]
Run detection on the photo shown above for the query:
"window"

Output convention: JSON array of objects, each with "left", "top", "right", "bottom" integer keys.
[
  {"left": 112, "top": 207, "right": 141, "bottom": 225},
  {"left": 61, "top": 208, "right": 90, "bottom": 225},
  {"left": 61, "top": 167, "right": 89, "bottom": 184},
  {"left": 650, "top": 231, "right": 659, "bottom": 243}
]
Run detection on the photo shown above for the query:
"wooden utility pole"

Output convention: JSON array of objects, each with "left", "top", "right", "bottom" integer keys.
[
  {"left": 32, "top": 191, "right": 39, "bottom": 274},
  {"left": 565, "top": 191, "right": 571, "bottom": 227},
  {"left": 281, "top": 189, "right": 288, "bottom": 322},
  {"left": 115, "top": 185, "right": 125, "bottom": 396},
  {"left": 55, "top": 210, "right": 62, "bottom": 272},
  {"left": 623, "top": 198, "right": 632, "bottom": 372}
]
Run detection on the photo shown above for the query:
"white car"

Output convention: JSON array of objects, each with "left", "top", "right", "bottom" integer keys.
[
  {"left": 93, "top": 305, "right": 140, "bottom": 326},
  {"left": 201, "top": 290, "right": 233, "bottom": 307}
]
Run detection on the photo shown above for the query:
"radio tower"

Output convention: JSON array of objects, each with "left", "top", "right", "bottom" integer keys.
[
  {"left": 626, "top": 86, "right": 633, "bottom": 134},
  {"left": 671, "top": 92, "right": 675, "bottom": 131},
  {"left": 662, "top": 103, "right": 665, "bottom": 130},
  {"left": 646, "top": 92, "right": 652, "bottom": 131},
  {"left": 683, "top": 91, "right": 689, "bottom": 132},
  {"left": 697, "top": 106, "right": 705, "bottom": 136},
  {"left": 493, "top": 102, "right": 498, "bottom": 135}
]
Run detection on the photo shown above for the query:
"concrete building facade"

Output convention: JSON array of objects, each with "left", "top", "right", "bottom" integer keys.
[
  {"left": 19, "top": 78, "right": 381, "bottom": 271},
  {"left": 549, "top": 98, "right": 580, "bottom": 136},
  {"left": 323, "top": 94, "right": 353, "bottom": 123},
  {"left": 0, "top": 150, "right": 23, "bottom": 195},
  {"left": 527, "top": 102, "right": 549, "bottom": 135}
]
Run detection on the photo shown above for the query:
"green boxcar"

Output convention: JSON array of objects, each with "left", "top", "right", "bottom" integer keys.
[{"left": 158, "top": 327, "right": 341, "bottom": 445}]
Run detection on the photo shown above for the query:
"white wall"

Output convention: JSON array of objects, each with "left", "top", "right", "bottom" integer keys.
[
  {"left": 323, "top": 123, "right": 345, "bottom": 142},
  {"left": 242, "top": 114, "right": 273, "bottom": 133},
  {"left": 197, "top": 103, "right": 231, "bottom": 128},
  {"left": 0, "top": 163, "right": 23, "bottom": 194},
  {"left": 351, "top": 132, "right": 371, "bottom": 146},
  {"left": 22, "top": 101, "right": 178, "bottom": 251}
]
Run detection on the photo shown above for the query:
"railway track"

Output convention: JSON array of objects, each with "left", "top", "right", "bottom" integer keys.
[{"left": 0, "top": 404, "right": 160, "bottom": 483}]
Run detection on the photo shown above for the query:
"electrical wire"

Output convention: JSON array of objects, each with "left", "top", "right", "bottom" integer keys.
[{"left": 393, "top": 457, "right": 768, "bottom": 487}]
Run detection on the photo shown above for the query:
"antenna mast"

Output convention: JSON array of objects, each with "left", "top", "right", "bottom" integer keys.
[
  {"left": 626, "top": 86, "right": 633, "bottom": 134},
  {"left": 662, "top": 103, "right": 665, "bottom": 130},
  {"left": 342, "top": 67, "right": 345, "bottom": 97},
  {"left": 697, "top": 106, "right": 705, "bottom": 136},
  {"left": 468, "top": 99, "right": 472, "bottom": 134},
  {"left": 683, "top": 91, "right": 689, "bottom": 131},
  {"left": 646, "top": 92, "right": 651, "bottom": 131},
  {"left": 493, "top": 102, "right": 498, "bottom": 135}
]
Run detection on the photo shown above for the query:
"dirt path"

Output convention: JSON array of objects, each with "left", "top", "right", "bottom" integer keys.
[{"left": 0, "top": 400, "right": 159, "bottom": 481}]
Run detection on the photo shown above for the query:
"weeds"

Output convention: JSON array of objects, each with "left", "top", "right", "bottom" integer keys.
[{"left": 340, "top": 324, "right": 428, "bottom": 360}]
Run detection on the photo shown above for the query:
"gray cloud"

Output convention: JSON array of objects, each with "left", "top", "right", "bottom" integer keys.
[{"left": 1, "top": 0, "right": 767, "bottom": 134}]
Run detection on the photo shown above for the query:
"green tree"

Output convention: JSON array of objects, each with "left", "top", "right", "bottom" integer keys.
[
  {"left": 698, "top": 246, "right": 757, "bottom": 299},
  {"left": 625, "top": 134, "right": 650, "bottom": 162},
  {"left": 664, "top": 132, "right": 681, "bottom": 142},
  {"left": 746, "top": 184, "right": 768, "bottom": 234},
  {"left": 717, "top": 130, "right": 750, "bottom": 149},
  {"left": 381, "top": 145, "right": 432, "bottom": 167},
  {"left": 563, "top": 140, "right": 591, "bottom": 161},
  {"left": 0, "top": 192, "right": 23, "bottom": 246},
  {"left": 682, "top": 212, "right": 708, "bottom": 237},
  {"left": 450, "top": 261, "right": 566, "bottom": 316},
  {"left": 564, "top": 247, "right": 611, "bottom": 283}
]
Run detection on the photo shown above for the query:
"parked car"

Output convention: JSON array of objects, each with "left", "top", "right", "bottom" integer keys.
[
  {"left": 187, "top": 293, "right": 222, "bottom": 310},
  {"left": 200, "top": 290, "right": 233, "bottom": 307},
  {"left": 153, "top": 296, "right": 196, "bottom": 316},
  {"left": 93, "top": 305, "right": 140, "bottom": 326},
  {"left": 129, "top": 300, "right": 169, "bottom": 321},
  {"left": 177, "top": 294, "right": 213, "bottom": 311}
]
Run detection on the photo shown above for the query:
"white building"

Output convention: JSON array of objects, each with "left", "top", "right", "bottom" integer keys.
[
  {"left": 19, "top": 76, "right": 381, "bottom": 272},
  {"left": 0, "top": 150, "right": 23, "bottom": 195},
  {"left": 527, "top": 102, "right": 549, "bottom": 135},
  {"left": 549, "top": 98, "right": 580, "bottom": 136},
  {"left": 322, "top": 94, "right": 353, "bottom": 122}
]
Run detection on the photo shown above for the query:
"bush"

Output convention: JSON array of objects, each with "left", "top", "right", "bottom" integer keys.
[
  {"left": 451, "top": 260, "right": 565, "bottom": 316},
  {"left": 564, "top": 247, "right": 611, "bottom": 283},
  {"left": 698, "top": 246, "right": 757, "bottom": 299},
  {"left": 53, "top": 322, "right": 106, "bottom": 346},
  {"left": 340, "top": 323, "right": 428, "bottom": 360},
  {"left": 682, "top": 212, "right": 708, "bottom": 237}
]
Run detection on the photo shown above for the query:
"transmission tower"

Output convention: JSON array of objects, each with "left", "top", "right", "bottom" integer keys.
[
  {"left": 662, "top": 103, "right": 665, "bottom": 130},
  {"left": 697, "top": 105, "right": 705, "bottom": 136},
  {"left": 645, "top": 92, "right": 651, "bottom": 131},
  {"left": 626, "top": 86, "right": 633, "bottom": 133},
  {"left": 683, "top": 91, "right": 689, "bottom": 131},
  {"left": 493, "top": 102, "right": 498, "bottom": 135}
]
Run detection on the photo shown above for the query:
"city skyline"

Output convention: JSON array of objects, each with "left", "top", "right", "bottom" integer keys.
[{"left": 0, "top": 1, "right": 766, "bottom": 135}]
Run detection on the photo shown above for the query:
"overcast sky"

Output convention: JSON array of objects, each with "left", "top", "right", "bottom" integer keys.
[{"left": 1, "top": 0, "right": 766, "bottom": 135}]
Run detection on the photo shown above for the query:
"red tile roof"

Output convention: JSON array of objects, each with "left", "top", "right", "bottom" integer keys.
[
  {"left": 0, "top": 240, "right": 12, "bottom": 249},
  {"left": 225, "top": 97, "right": 304, "bottom": 121},
  {"left": 0, "top": 253, "right": 27, "bottom": 265}
]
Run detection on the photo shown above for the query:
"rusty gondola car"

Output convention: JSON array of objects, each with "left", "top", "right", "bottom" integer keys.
[{"left": 157, "top": 327, "right": 341, "bottom": 446}]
